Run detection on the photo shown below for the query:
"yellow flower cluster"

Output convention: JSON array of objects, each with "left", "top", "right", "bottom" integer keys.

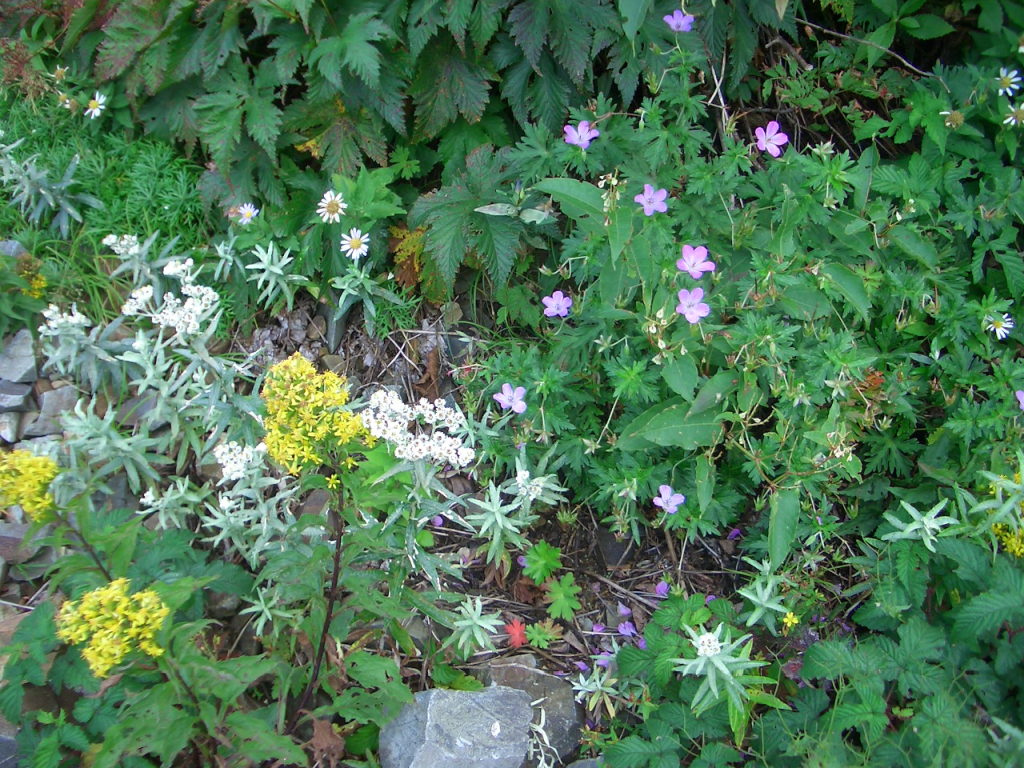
[
  {"left": 57, "top": 579, "right": 169, "bottom": 678},
  {"left": 261, "top": 353, "right": 368, "bottom": 474},
  {"left": 14, "top": 255, "right": 47, "bottom": 299},
  {"left": 0, "top": 450, "right": 58, "bottom": 521},
  {"left": 993, "top": 524, "right": 1024, "bottom": 559}
]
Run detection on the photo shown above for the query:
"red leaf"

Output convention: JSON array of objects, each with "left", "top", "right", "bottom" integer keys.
[{"left": 505, "top": 619, "right": 528, "bottom": 649}]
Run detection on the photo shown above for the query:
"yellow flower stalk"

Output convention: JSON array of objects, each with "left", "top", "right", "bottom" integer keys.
[
  {"left": 0, "top": 450, "right": 59, "bottom": 522},
  {"left": 57, "top": 579, "right": 170, "bottom": 678}
]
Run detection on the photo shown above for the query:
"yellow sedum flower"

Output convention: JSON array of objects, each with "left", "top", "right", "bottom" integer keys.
[
  {"left": 993, "top": 524, "right": 1024, "bottom": 559},
  {"left": 0, "top": 450, "right": 59, "bottom": 521},
  {"left": 782, "top": 612, "right": 800, "bottom": 633},
  {"left": 261, "top": 353, "right": 368, "bottom": 475},
  {"left": 57, "top": 579, "right": 169, "bottom": 678}
]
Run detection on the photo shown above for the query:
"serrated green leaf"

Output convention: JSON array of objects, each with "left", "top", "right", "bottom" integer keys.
[
  {"left": 888, "top": 225, "right": 938, "bottom": 268},
  {"left": 617, "top": 398, "right": 724, "bottom": 451},
  {"left": 246, "top": 92, "right": 282, "bottom": 157}
]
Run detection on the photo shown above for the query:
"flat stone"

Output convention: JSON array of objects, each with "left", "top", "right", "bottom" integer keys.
[
  {"left": 0, "top": 382, "right": 32, "bottom": 413},
  {"left": 0, "top": 241, "right": 28, "bottom": 258},
  {"left": 0, "top": 413, "right": 19, "bottom": 443},
  {"left": 595, "top": 526, "right": 635, "bottom": 570},
  {"left": 566, "top": 760, "right": 604, "bottom": 767},
  {"left": 0, "top": 330, "right": 36, "bottom": 384},
  {"left": 480, "top": 657, "right": 583, "bottom": 762},
  {"left": 21, "top": 386, "right": 79, "bottom": 438},
  {"left": 299, "top": 489, "right": 330, "bottom": 518},
  {"left": 321, "top": 354, "right": 345, "bottom": 374},
  {"left": 379, "top": 686, "right": 533, "bottom": 768},
  {"left": 0, "top": 523, "right": 48, "bottom": 565},
  {"left": 115, "top": 393, "right": 167, "bottom": 430}
]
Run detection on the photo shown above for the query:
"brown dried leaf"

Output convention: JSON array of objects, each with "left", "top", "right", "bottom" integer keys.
[
  {"left": 414, "top": 347, "right": 441, "bottom": 401},
  {"left": 308, "top": 718, "right": 346, "bottom": 768}
]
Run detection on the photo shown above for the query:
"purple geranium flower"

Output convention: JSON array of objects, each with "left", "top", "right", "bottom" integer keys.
[
  {"left": 637, "top": 637, "right": 647, "bottom": 650},
  {"left": 727, "top": 528, "right": 742, "bottom": 540},
  {"left": 574, "top": 661, "right": 590, "bottom": 672},
  {"left": 617, "top": 602, "right": 632, "bottom": 617},
  {"left": 664, "top": 9, "right": 695, "bottom": 32},
  {"left": 1016, "top": 389, "right": 1024, "bottom": 410},
  {"left": 618, "top": 621, "right": 637, "bottom": 637},
  {"left": 653, "top": 484, "right": 686, "bottom": 515},
  {"left": 592, "top": 623, "right": 606, "bottom": 633},
  {"left": 705, "top": 595, "right": 717, "bottom": 605},
  {"left": 564, "top": 120, "right": 600, "bottom": 149},
  {"left": 755, "top": 120, "right": 789, "bottom": 157},
  {"left": 676, "top": 244, "right": 716, "bottom": 279},
  {"left": 542, "top": 290, "right": 573, "bottom": 318},
  {"left": 676, "top": 287, "right": 710, "bottom": 324},
  {"left": 655, "top": 581, "right": 670, "bottom": 598},
  {"left": 494, "top": 383, "right": 527, "bottom": 413},
  {"left": 634, "top": 184, "right": 668, "bottom": 216},
  {"left": 595, "top": 652, "right": 612, "bottom": 668}
]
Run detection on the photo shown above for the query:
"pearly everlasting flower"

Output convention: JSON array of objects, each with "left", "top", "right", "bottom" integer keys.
[
  {"left": 494, "top": 383, "right": 527, "bottom": 414},
  {"left": 212, "top": 441, "right": 262, "bottom": 484},
  {"left": 676, "top": 287, "right": 710, "bottom": 324},
  {"left": 653, "top": 484, "right": 686, "bottom": 514},
  {"left": 664, "top": 9, "right": 695, "bottom": 31},
  {"left": 316, "top": 190, "right": 347, "bottom": 223},
  {"left": 1017, "top": 390, "right": 1024, "bottom": 411},
  {"left": 755, "top": 121, "right": 789, "bottom": 157},
  {"left": 998, "top": 68, "right": 1022, "bottom": 97},
  {"left": 340, "top": 228, "right": 370, "bottom": 261},
  {"left": 634, "top": 184, "right": 668, "bottom": 216},
  {"left": 237, "top": 203, "right": 259, "bottom": 225},
  {"left": 84, "top": 92, "right": 106, "bottom": 120},
  {"left": 1004, "top": 105, "right": 1024, "bottom": 126},
  {"left": 986, "top": 313, "right": 1014, "bottom": 339},
  {"left": 361, "top": 390, "right": 474, "bottom": 469},
  {"left": 542, "top": 290, "right": 573, "bottom": 317},
  {"left": 693, "top": 630, "right": 723, "bottom": 658},
  {"left": 564, "top": 121, "right": 600, "bottom": 150},
  {"left": 102, "top": 234, "right": 141, "bottom": 257},
  {"left": 676, "top": 244, "right": 716, "bottom": 279},
  {"left": 40, "top": 303, "right": 91, "bottom": 334}
]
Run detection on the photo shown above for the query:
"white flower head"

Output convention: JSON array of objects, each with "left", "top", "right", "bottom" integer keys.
[
  {"left": 1004, "top": 104, "right": 1024, "bottom": 126},
  {"left": 694, "top": 630, "right": 723, "bottom": 658},
  {"left": 998, "top": 68, "right": 1022, "bottom": 97},
  {"left": 84, "top": 92, "right": 106, "bottom": 120},
  {"left": 316, "top": 190, "right": 347, "bottom": 223},
  {"left": 986, "top": 313, "right": 1015, "bottom": 340},
  {"left": 340, "top": 228, "right": 369, "bottom": 261},
  {"left": 237, "top": 203, "right": 259, "bottom": 225}
]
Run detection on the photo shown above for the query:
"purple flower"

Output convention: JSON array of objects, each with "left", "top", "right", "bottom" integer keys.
[
  {"left": 1016, "top": 390, "right": 1024, "bottom": 410},
  {"left": 664, "top": 9, "right": 695, "bottom": 32},
  {"left": 591, "top": 623, "right": 606, "bottom": 633},
  {"left": 517, "top": 554, "right": 527, "bottom": 567},
  {"left": 705, "top": 595, "right": 717, "bottom": 605},
  {"left": 564, "top": 120, "right": 600, "bottom": 149},
  {"left": 432, "top": 515, "right": 445, "bottom": 527},
  {"left": 676, "top": 244, "right": 716, "bottom": 279},
  {"left": 634, "top": 184, "right": 668, "bottom": 216},
  {"left": 653, "top": 485, "right": 686, "bottom": 515},
  {"left": 727, "top": 528, "right": 742, "bottom": 540},
  {"left": 618, "top": 621, "right": 637, "bottom": 637},
  {"left": 655, "top": 581, "right": 670, "bottom": 598},
  {"left": 494, "top": 383, "right": 527, "bottom": 413},
  {"left": 617, "top": 602, "right": 632, "bottom": 617},
  {"left": 595, "top": 652, "right": 612, "bottom": 668},
  {"left": 755, "top": 121, "right": 789, "bottom": 158},
  {"left": 676, "top": 287, "right": 711, "bottom": 324},
  {"left": 574, "top": 661, "right": 590, "bottom": 672},
  {"left": 542, "top": 290, "right": 573, "bottom": 318},
  {"left": 637, "top": 637, "right": 647, "bottom": 650}
]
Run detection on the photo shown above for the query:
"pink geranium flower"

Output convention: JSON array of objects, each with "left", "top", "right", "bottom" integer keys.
[
  {"left": 676, "top": 288, "right": 711, "bottom": 324},
  {"left": 676, "top": 244, "right": 716, "bottom": 279},
  {"left": 1016, "top": 389, "right": 1024, "bottom": 410},
  {"left": 653, "top": 485, "right": 686, "bottom": 514},
  {"left": 664, "top": 10, "right": 695, "bottom": 32},
  {"left": 494, "top": 383, "right": 527, "bottom": 414},
  {"left": 755, "top": 121, "right": 789, "bottom": 157},
  {"left": 542, "top": 290, "right": 573, "bottom": 317},
  {"left": 564, "top": 121, "right": 600, "bottom": 149},
  {"left": 634, "top": 184, "right": 668, "bottom": 216}
]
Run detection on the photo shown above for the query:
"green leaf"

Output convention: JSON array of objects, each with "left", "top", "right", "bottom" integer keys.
[
  {"left": 822, "top": 263, "right": 871, "bottom": 323},
  {"left": 888, "top": 225, "right": 938, "bottom": 268},
  {"left": 994, "top": 247, "right": 1024, "bottom": 296},
  {"left": 768, "top": 489, "right": 799, "bottom": 569},
  {"left": 194, "top": 90, "right": 245, "bottom": 172},
  {"left": 533, "top": 178, "right": 606, "bottom": 224},
  {"left": 832, "top": 689, "right": 888, "bottom": 742},
  {"left": 224, "top": 711, "right": 307, "bottom": 764},
  {"left": 620, "top": 0, "right": 652, "bottom": 40},
  {"left": 662, "top": 356, "right": 698, "bottom": 400},
  {"left": 617, "top": 398, "right": 724, "bottom": 451},
  {"left": 545, "top": 573, "right": 583, "bottom": 620},
  {"left": 696, "top": 455, "right": 715, "bottom": 513},
  {"left": 778, "top": 284, "right": 832, "bottom": 321},
  {"left": 245, "top": 91, "right": 282, "bottom": 157},
  {"left": 898, "top": 13, "right": 954, "bottom": 39},
  {"left": 690, "top": 371, "right": 738, "bottom": 416}
]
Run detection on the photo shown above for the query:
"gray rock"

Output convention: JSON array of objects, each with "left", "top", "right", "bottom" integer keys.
[
  {"left": 21, "top": 386, "right": 79, "bottom": 438},
  {"left": 0, "top": 721, "right": 17, "bottom": 768},
  {"left": 299, "top": 489, "right": 330, "bottom": 518},
  {"left": 0, "top": 381, "right": 33, "bottom": 413},
  {"left": 321, "top": 354, "right": 345, "bottom": 374},
  {"left": 0, "top": 240, "right": 28, "bottom": 258},
  {"left": 480, "top": 656, "right": 583, "bottom": 763},
  {"left": 115, "top": 393, "right": 167, "bottom": 431},
  {"left": 206, "top": 590, "right": 241, "bottom": 619},
  {"left": 595, "top": 526, "right": 635, "bottom": 570},
  {"left": 0, "top": 330, "right": 37, "bottom": 384},
  {"left": 379, "top": 686, "right": 534, "bottom": 768},
  {"left": 0, "top": 522, "right": 49, "bottom": 565},
  {"left": 0, "top": 413, "right": 20, "bottom": 443},
  {"left": 566, "top": 760, "right": 604, "bottom": 767}
]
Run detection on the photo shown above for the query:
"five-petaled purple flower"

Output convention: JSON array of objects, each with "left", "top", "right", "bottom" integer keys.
[
  {"left": 655, "top": 581, "right": 670, "bottom": 598},
  {"left": 653, "top": 484, "right": 686, "bottom": 514},
  {"left": 755, "top": 121, "right": 789, "bottom": 157},
  {"left": 564, "top": 120, "right": 600, "bottom": 149},
  {"left": 634, "top": 184, "right": 668, "bottom": 216},
  {"left": 618, "top": 621, "right": 637, "bottom": 637},
  {"left": 664, "top": 10, "right": 695, "bottom": 32},
  {"left": 676, "top": 287, "right": 711, "bottom": 324},
  {"left": 1017, "top": 390, "right": 1024, "bottom": 411},
  {"left": 542, "top": 290, "right": 573, "bottom": 317},
  {"left": 676, "top": 244, "right": 716, "bottom": 279},
  {"left": 494, "top": 383, "right": 527, "bottom": 414}
]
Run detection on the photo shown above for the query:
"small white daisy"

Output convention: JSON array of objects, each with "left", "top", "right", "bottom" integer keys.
[
  {"left": 998, "top": 68, "right": 1022, "bottom": 97},
  {"left": 1004, "top": 104, "right": 1024, "bottom": 126},
  {"left": 340, "top": 228, "right": 370, "bottom": 261},
  {"left": 316, "top": 190, "right": 347, "bottom": 223},
  {"left": 58, "top": 92, "right": 71, "bottom": 109},
  {"left": 84, "top": 91, "right": 106, "bottom": 120},
  {"left": 237, "top": 203, "right": 259, "bottom": 225},
  {"left": 986, "top": 313, "right": 1015, "bottom": 340},
  {"left": 52, "top": 65, "right": 68, "bottom": 82}
]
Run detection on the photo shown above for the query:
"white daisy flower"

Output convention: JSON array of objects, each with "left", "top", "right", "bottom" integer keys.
[
  {"left": 316, "top": 190, "right": 347, "bottom": 223},
  {"left": 237, "top": 203, "right": 259, "bottom": 225},
  {"left": 340, "top": 228, "right": 370, "bottom": 261},
  {"left": 998, "top": 68, "right": 1022, "bottom": 97},
  {"left": 58, "top": 92, "right": 71, "bottom": 109},
  {"left": 986, "top": 313, "right": 1015, "bottom": 340},
  {"left": 1004, "top": 104, "right": 1024, "bottom": 126},
  {"left": 84, "top": 92, "right": 106, "bottom": 120}
]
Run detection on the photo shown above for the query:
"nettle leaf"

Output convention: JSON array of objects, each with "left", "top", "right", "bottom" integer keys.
[
  {"left": 411, "top": 37, "right": 493, "bottom": 139},
  {"left": 195, "top": 88, "right": 245, "bottom": 172},
  {"left": 94, "top": 0, "right": 169, "bottom": 80},
  {"left": 245, "top": 91, "right": 283, "bottom": 158}
]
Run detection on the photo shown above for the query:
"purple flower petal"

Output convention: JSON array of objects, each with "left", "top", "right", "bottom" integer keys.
[
  {"left": 591, "top": 623, "right": 605, "bottom": 633},
  {"left": 1016, "top": 389, "right": 1024, "bottom": 411},
  {"left": 618, "top": 621, "right": 636, "bottom": 637},
  {"left": 727, "top": 528, "right": 742, "bottom": 540},
  {"left": 617, "top": 602, "right": 632, "bottom": 617},
  {"left": 637, "top": 637, "right": 647, "bottom": 650},
  {"left": 655, "top": 581, "right": 670, "bottom": 598},
  {"left": 705, "top": 595, "right": 716, "bottom": 605},
  {"left": 663, "top": 10, "right": 694, "bottom": 32}
]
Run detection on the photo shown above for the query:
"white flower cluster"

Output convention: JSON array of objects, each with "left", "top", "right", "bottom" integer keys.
[
  {"left": 515, "top": 469, "right": 546, "bottom": 501},
  {"left": 39, "top": 303, "right": 91, "bottom": 335},
  {"left": 693, "top": 632, "right": 723, "bottom": 658},
  {"left": 102, "top": 234, "right": 141, "bottom": 257},
  {"left": 121, "top": 258, "right": 219, "bottom": 338},
  {"left": 361, "top": 389, "right": 474, "bottom": 469},
  {"left": 212, "top": 441, "right": 264, "bottom": 484}
]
